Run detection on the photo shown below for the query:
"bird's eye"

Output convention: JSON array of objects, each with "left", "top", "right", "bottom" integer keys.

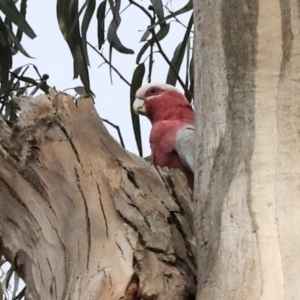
[{"left": 149, "top": 88, "right": 156, "bottom": 94}]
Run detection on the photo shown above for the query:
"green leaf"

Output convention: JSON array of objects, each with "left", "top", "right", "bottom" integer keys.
[
  {"left": 107, "top": 18, "right": 134, "bottom": 54},
  {"left": 5, "top": 23, "right": 32, "bottom": 58},
  {"left": 74, "top": 86, "right": 86, "bottom": 95},
  {"left": 149, "top": 0, "right": 192, "bottom": 28},
  {"left": 13, "top": 74, "right": 36, "bottom": 85},
  {"left": 57, "top": 0, "right": 91, "bottom": 93},
  {"left": 15, "top": 287, "right": 26, "bottom": 300},
  {"left": 140, "top": 29, "right": 150, "bottom": 42},
  {"left": 108, "top": 44, "right": 113, "bottom": 83},
  {"left": 153, "top": 22, "right": 169, "bottom": 40},
  {"left": 0, "top": 17, "right": 12, "bottom": 96},
  {"left": 15, "top": 0, "right": 27, "bottom": 43},
  {"left": 96, "top": 0, "right": 107, "bottom": 50},
  {"left": 3, "top": 265, "right": 14, "bottom": 289},
  {"left": 185, "top": 35, "right": 190, "bottom": 87},
  {"left": 30, "top": 63, "right": 43, "bottom": 79},
  {"left": 9, "top": 65, "right": 24, "bottom": 79},
  {"left": 8, "top": 65, "right": 28, "bottom": 94},
  {"left": 185, "top": 37, "right": 193, "bottom": 102},
  {"left": 0, "top": 0, "right": 36, "bottom": 39},
  {"left": 166, "top": 14, "right": 193, "bottom": 86},
  {"left": 130, "top": 63, "right": 145, "bottom": 157},
  {"left": 166, "top": 41, "right": 183, "bottom": 86},
  {"left": 151, "top": 0, "right": 164, "bottom": 20},
  {"left": 30, "top": 81, "right": 45, "bottom": 95},
  {"left": 108, "top": 0, "right": 117, "bottom": 21},
  {"left": 4, "top": 15, "right": 12, "bottom": 29},
  {"left": 12, "top": 272, "right": 20, "bottom": 299},
  {"left": 4, "top": 97, "right": 18, "bottom": 122},
  {"left": 4, "top": 65, "right": 28, "bottom": 98},
  {"left": 189, "top": 53, "right": 194, "bottom": 84},
  {"left": 81, "top": 0, "right": 95, "bottom": 66},
  {"left": 188, "top": 50, "right": 194, "bottom": 102},
  {"left": 136, "top": 22, "right": 170, "bottom": 64},
  {"left": 16, "top": 86, "right": 27, "bottom": 96},
  {"left": 136, "top": 42, "right": 150, "bottom": 65},
  {"left": 107, "top": 0, "right": 134, "bottom": 54}
]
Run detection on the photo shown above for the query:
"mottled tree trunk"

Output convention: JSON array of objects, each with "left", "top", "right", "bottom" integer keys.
[
  {"left": 194, "top": 0, "right": 300, "bottom": 299},
  {"left": 0, "top": 91, "right": 196, "bottom": 299}
]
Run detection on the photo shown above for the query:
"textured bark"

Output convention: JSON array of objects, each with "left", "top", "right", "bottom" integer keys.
[
  {"left": 0, "top": 91, "right": 196, "bottom": 299},
  {"left": 194, "top": 0, "right": 300, "bottom": 299}
]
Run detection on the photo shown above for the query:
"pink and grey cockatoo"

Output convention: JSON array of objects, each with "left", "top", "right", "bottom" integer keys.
[{"left": 133, "top": 83, "right": 194, "bottom": 189}]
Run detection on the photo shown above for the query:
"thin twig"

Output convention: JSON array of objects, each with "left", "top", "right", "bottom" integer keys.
[
  {"left": 164, "top": 6, "right": 189, "bottom": 30},
  {"left": 101, "top": 118, "right": 126, "bottom": 149},
  {"left": 128, "top": 0, "right": 153, "bottom": 20},
  {"left": 148, "top": 41, "right": 154, "bottom": 83},
  {"left": 150, "top": 28, "right": 190, "bottom": 97},
  {"left": 129, "top": 0, "right": 189, "bottom": 97},
  {"left": 148, "top": 9, "right": 156, "bottom": 83},
  {"left": 87, "top": 42, "right": 131, "bottom": 86},
  {"left": 120, "top": 3, "right": 131, "bottom": 14},
  {"left": 9, "top": 72, "right": 50, "bottom": 94}
]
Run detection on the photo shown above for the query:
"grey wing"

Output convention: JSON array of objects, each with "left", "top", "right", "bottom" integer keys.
[{"left": 174, "top": 125, "right": 194, "bottom": 173}]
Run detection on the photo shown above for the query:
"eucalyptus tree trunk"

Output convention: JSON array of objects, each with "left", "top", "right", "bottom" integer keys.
[
  {"left": 193, "top": 0, "right": 300, "bottom": 299},
  {"left": 0, "top": 91, "right": 196, "bottom": 299}
]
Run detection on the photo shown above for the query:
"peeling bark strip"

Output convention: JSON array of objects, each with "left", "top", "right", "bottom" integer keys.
[
  {"left": 251, "top": 1, "right": 284, "bottom": 298},
  {"left": 194, "top": 0, "right": 300, "bottom": 299},
  {"left": 0, "top": 91, "right": 196, "bottom": 299}
]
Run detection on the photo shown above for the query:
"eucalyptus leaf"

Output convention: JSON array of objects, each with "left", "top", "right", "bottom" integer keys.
[
  {"left": 166, "top": 14, "right": 193, "bottom": 86},
  {"left": 12, "top": 272, "right": 20, "bottom": 299},
  {"left": 0, "top": 0, "right": 36, "bottom": 39},
  {"left": 97, "top": 0, "right": 107, "bottom": 50},
  {"left": 151, "top": 0, "right": 164, "bottom": 20},
  {"left": 74, "top": 86, "right": 86, "bottom": 95},
  {"left": 107, "top": 0, "right": 134, "bottom": 54},
  {"left": 136, "top": 42, "right": 150, "bottom": 65},
  {"left": 5, "top": 23, "right": 32, "bottom": 58},
  {"left": 0, "top": 17, "right": 12, "bottom": 96},
  {"left": 107, "top": 17, "right": 134, "bottom": 54},
  {"left": 140, "top": 29, "right": 150, "bottom": 42},
  {"left": 57, "top": 0, "right": 91, "bottom": 93},
  {"left": 149, "top": 0, "right": 192, "bottom": 28},
  {"left": 81, "top": 0, "right": 96, "bottom": 66},
  {"left": 15, "top": 0, "right": 27, "bottom": 43},
  {"left": 4, "top": 65, "right": 25, "bottom": 98},
  {"left": 185, "top": 35, "right": 190, "bottom": 87},
  {"left": 130, "top": 63, "right": 145, "bottom": 157},
  {"left": 136, "top": 22, "right": 170, "bottom": 64}
]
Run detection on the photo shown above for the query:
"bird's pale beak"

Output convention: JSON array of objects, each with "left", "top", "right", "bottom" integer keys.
[{"left": 133, "top": 98, "right": 147, "bottom": 115}]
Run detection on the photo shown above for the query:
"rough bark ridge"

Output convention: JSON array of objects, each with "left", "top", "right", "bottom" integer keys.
[
  {"left": 0, "top": 91, "right": 196, "bottom": 299},
  {"left": 194, "top": 0, "right": 300, "bottom": 299}
]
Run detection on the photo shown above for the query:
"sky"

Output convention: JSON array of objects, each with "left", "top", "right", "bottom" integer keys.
[
  {"left": 1, "top": 0, "right": 192, "bottom": 296},
  {"left": 12, "top": 0, "right": 191, "bottom": 157}
]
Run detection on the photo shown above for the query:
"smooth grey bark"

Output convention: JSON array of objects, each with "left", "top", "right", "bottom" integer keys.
[{"left": 193, "top": 0, "right": 300, "bottom": 299}]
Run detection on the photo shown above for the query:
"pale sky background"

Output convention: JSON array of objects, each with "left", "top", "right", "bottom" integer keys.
[
  {"left": 1, "top": 0, "right": 192, "bottom": 295},
  {"left": 13, "top": 0, "right": 191, "bottom": 157}
]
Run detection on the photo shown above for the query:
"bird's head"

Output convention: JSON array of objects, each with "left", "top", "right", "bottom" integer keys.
[{"left": 133, "top": 83, "right": 181, "bottom": 115}]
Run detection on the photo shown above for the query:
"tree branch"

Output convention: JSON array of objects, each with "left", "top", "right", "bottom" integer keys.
[
  {"left": 101, "top": 118, "right": 126, "bottom": 149},
  {"left": 150, "top": 28, "right": 190, "bottom": 97},
  {"left": 128, "top": 0, "right": 153, "bottom": 20},
  {"left": 87, "top": 42, "right": 131, "bottom": 87},
  {"left": 128, "top": 0, "right": 190, "bottom": 98}
]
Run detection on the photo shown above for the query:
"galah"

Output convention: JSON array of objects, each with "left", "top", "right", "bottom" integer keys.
[{"left": 133, "top": 83, "right": 194, "bottom": 189}]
